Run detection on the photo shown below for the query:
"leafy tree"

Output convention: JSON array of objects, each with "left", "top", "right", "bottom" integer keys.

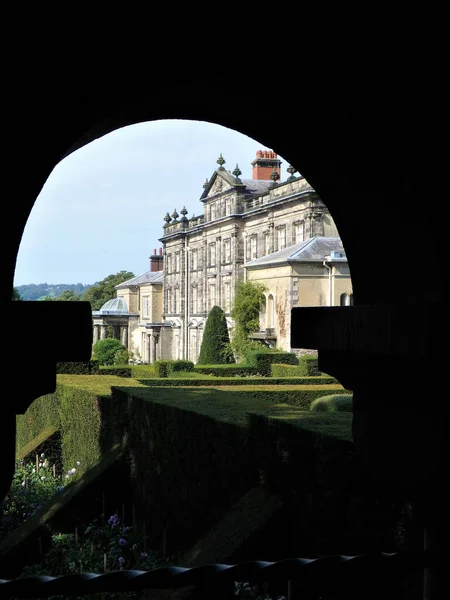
[
  {"left": 197, "top": 306, "right": 235, "bottom": 365},
  {"left": 12, "top": 287, "right": 23, "bottom": 301},
  {"left": 38, "top": 290, "right": 82, "bottom": 301},
  {"left": 56, "top": 289, "right": 83, "bottom": 301},
  {"left": 92, "top": 338, "right": 127, "bottom": 366},
  {"left": 82, "top": 271, "right": 135, "bottom": 311},
  {"left": 230, "top": 281, "right": 267, "bottom": 362}
]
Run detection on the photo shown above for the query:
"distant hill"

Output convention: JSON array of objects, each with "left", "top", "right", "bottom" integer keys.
[{"left": 15, "top": 282, "right": 96, "bottom": 301}]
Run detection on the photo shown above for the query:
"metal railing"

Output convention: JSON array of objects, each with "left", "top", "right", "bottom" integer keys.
[{"left": 0, "top": 551, "right": 438, "bottom": 598}]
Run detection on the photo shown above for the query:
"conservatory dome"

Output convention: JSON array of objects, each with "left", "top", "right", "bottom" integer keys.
[{"left": 96, "top": 297, "right": 129, "bottom": 314}]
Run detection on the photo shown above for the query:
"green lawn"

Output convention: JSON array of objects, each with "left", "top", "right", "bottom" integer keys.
[{"left": 114, "top": 384, "right": 353, "bottom": 442}]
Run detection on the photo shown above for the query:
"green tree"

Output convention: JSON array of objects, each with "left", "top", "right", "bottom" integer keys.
[
  {"left": 12, "top": 287, "right": 23, "bottom": 301},
  {"left": 56, "top": 289, "right": 83, "bottom": 301},
  {"left": 230, "top": 281, "right": 267, "bottom": 362},
  {"left": 38, "top": 290, "right": 82, "bottom": 301},
  {"left": 82, "top": 271, "right": 135, "bottom": 311},
  {"left": 92, "top": 338, "right": 127, "bottom": 366},
  {"left": 197, "top": 305, "right": 235, "bottom": 365}
]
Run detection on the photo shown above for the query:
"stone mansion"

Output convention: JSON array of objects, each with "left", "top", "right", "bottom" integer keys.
[{"left": 92, "top": 151, "right": 353, "bottom": 363}]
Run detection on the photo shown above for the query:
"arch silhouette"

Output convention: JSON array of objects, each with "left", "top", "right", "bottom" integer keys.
[{"left": 5, "top": 73, "right": 446, "bottom": 596}]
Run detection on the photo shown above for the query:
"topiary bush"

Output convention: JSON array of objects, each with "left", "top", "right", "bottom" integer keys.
[
  {"left": 167, "top": 360, "right": 195, "bottom": 374},
  {"left": 154, "top": 360, "right": 170, "bottom": 377},
  {"left": 310, "top": 394, "right": 353, "bottom": 412},
  {"left": 197, "top": 306, "right": 235, "bottom": 365},
  {"left": 246, "top": 351, "right": 299, "bottom": 376}
]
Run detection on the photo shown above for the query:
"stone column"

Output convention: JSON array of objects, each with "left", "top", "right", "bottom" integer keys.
[
  {"left": 146, "top": 333, "right": 151, "bottom": 363},
  {"left": 150, "top": 332, "right": 158, "bottom": 363},
  {"left": 216, "top": 236, "right": 222, "bottom": 306},
  {"left": 113, "top": 325, "right": 120, "bottom": 340},
  {"left": 100, "top": 325, "right": 107, "bottom": 339},
  {"left": 92, "top": 325, "right": 99, "bottom": 344},
  {"left": 121, "top": 326, "right": 128, "bottom": 347}
]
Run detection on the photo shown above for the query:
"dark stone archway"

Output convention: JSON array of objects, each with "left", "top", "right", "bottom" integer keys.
[{"left": 4, "top": 61, "right": 446, "bottom": 596}]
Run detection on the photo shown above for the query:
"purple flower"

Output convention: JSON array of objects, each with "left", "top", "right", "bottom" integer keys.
[
  {"left": 108, "top": 514, "right": 119, "bottom": 526},
  {"left": 122, "top": 526, "right": 132, "bottom": 533},
  {"left": 119, "top": 538, "right": 127, "bottom": 547},
  {"left": 118, "top": 557, "right": 125, "bottom": 566},
  {"left": 141, "top": 551, "right": 148, "bottom": 558}
]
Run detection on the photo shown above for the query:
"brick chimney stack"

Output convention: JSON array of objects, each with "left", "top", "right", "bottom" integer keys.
[
  {"left": 150, "top": 248, "right": 164, "bottom": 272},
  {"left": 251, "top": 150, "right": 282, "bottom": 180}
]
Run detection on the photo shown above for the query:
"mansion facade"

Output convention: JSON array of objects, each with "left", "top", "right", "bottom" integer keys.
[{"left": 93, "top": 151, "right": 353, "bottom": 363}]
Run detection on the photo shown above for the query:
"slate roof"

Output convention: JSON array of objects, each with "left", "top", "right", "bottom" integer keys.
[
  {"left": 245, "top": 237, "right": 346, "bottom": 269},
  {"left": 240, "top": 179, "right": 274, "bottom": 196},
  {"left": 115, "top": 271, "right": 164, "bottom": 289}
]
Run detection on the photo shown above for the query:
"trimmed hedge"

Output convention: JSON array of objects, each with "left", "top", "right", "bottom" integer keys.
[
  {"left": 138, "top": 377, "right": 339, "bottom": 387},
  {"left": 153, "top": 360, "right": 170, "bottom": 377},
  {"left": 153, "top": 360, "right": 195, "bottom": 377},
  {"left": 246, "top": 352, "right": 299, "bottom": 376},
  {"left": 99, "top": 365, "right": 133, "bottom": 378},
  {"left": 56, "top": 361, "right": 100, "bottom": 375},
  {"left": 297, "top": 355, "right": 322, "bottom": 376},
  {"left": 230, "top": 387, "right": 350, "bottom": 409},
  {"left": 168, "top": 360, "right": 195, "bottom": 374},
  {"left": 15, "top": 376, "right": 142, "bottom": 472},
  {"left": 245, "top": 412, "right": 407, "bottom": 559},
  {"left": 134, "top": 384, "right": 348, "bottom": 409},
  {"left": 109, "top": 387, "right": 256, "bottom": 555},
  {"left": 10, "top": 376, "right": 407, "bottom": 584},
  {"left": 16, "top": 394, "right": 60, "bottom": 456},
  {"left": 194, "top": 365, "right": 260, "bottom": 377}
]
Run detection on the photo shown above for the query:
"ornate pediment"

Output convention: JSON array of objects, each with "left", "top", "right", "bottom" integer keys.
[{"left": 201, "top": 169, "right": 243, "bottom": 202}]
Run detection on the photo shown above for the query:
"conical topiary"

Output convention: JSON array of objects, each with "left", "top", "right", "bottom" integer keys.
[{"left": 197, "top": 305, "right": 235, "bottom": 365}]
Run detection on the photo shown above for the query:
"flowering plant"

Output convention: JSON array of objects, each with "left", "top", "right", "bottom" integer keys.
[
  {"left": 20, "top": 512, "right": 166, "bottom": 600},
  {"left": 0, "top": 454, "right": 76, "bottom": 538}
]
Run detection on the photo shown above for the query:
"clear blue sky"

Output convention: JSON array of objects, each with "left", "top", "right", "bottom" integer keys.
[{"left": 14, "top": 119, "right": 291, "bottom": 287}]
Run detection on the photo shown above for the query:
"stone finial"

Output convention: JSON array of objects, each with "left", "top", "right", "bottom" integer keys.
[
  {"left": 233, "top": 164, "right": 242, "bottom": 180},
  {"left": 217, "top": 153, "right": 226, "bottom": 170},
  {"left": 203, "top": 178, "right": 209, "bottom": 189},
  {"left": 287, "top": 165, "right": 298, "bottom": 182},
  {"left": 269, "top": 168, "right": 280, "bottom": 186},
  {"left": 180, "top": 206, "right": 188, "bottom": 221},
  {"left": 172, "top": 208, "right": 179, "bottom": 222},
  {"left": 163, "top": 212, "right": 172, "bottom": 226}
]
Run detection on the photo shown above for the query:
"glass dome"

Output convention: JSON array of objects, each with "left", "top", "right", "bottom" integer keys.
[{"left": 97, "top": 297, "right": 129, "bottom": 314}]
